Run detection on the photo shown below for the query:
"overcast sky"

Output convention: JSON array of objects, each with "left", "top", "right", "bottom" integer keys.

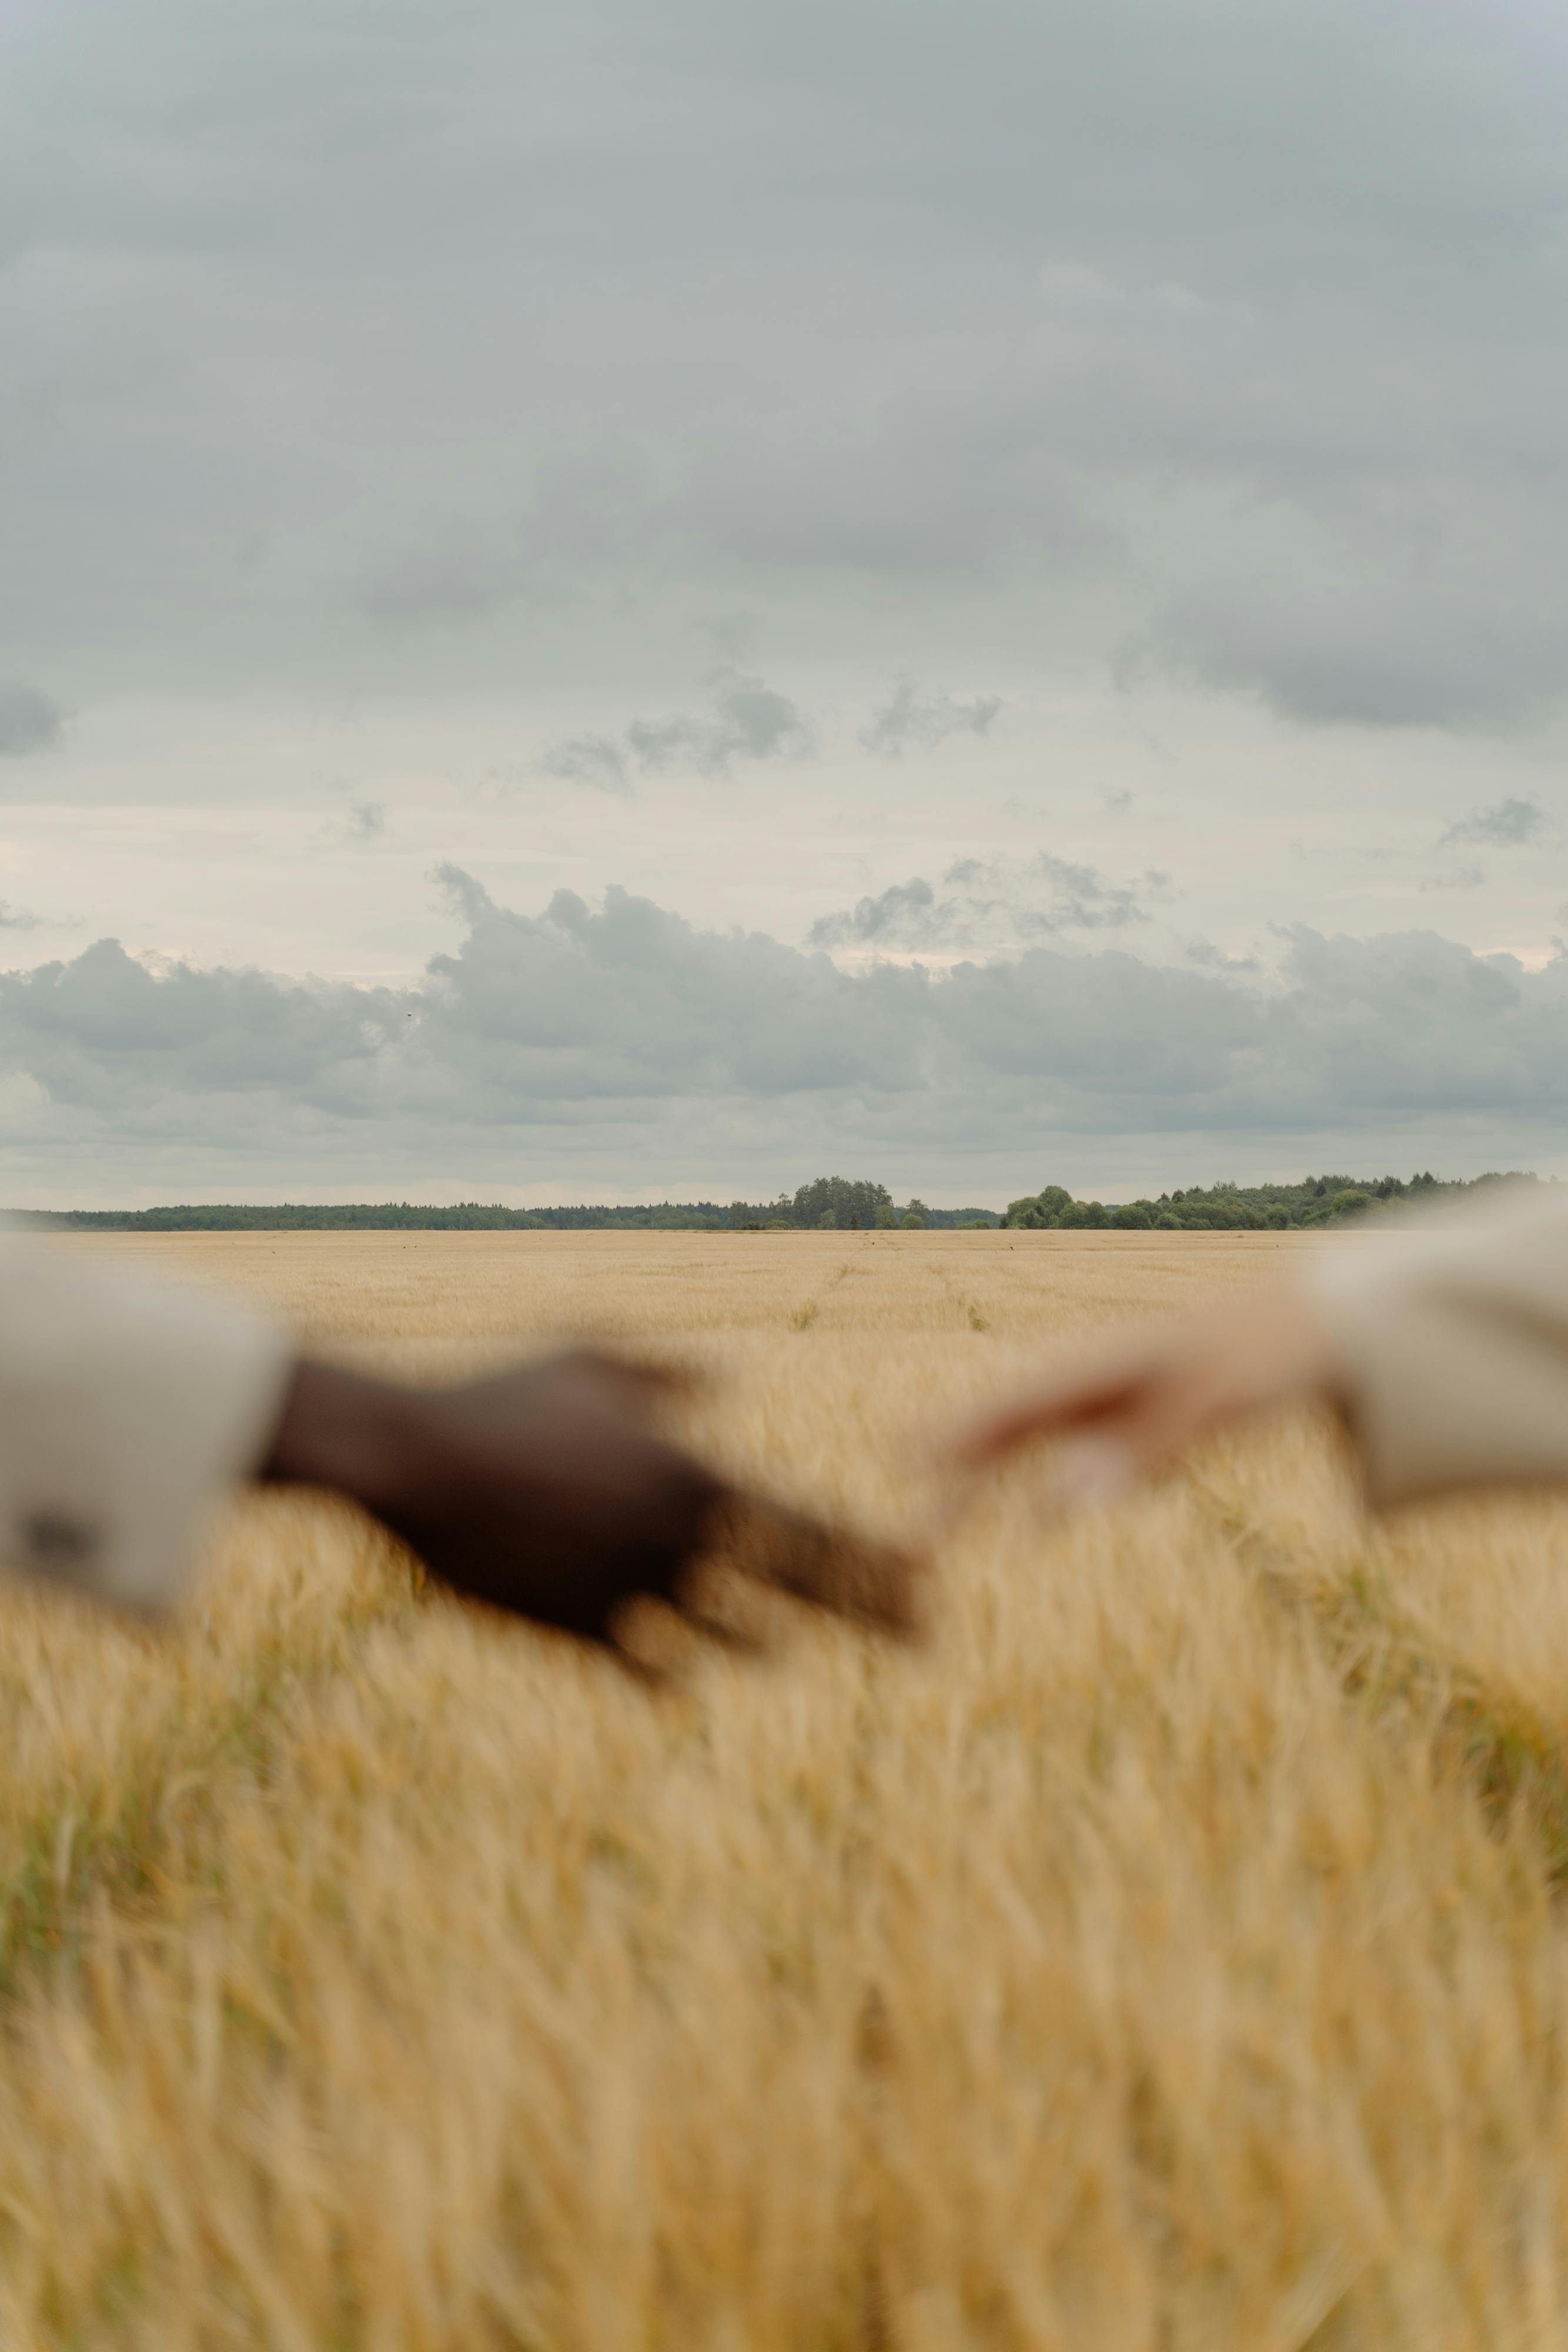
[{"left": 6, "top": 0, "right": 1568, "bottom": 1204}]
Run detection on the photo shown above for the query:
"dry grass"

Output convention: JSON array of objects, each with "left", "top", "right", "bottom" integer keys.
[{"left": 6, "top": 1228, "right": 1568, "bottom": 2347}]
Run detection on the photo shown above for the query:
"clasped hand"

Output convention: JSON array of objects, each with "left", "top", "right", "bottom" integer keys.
[
  {"left": 263, "top": 1348, "right": 923, "bottom": 1661},
  {"left": 262, "top": 1284, "right": 1332, "bottom": 1664}
]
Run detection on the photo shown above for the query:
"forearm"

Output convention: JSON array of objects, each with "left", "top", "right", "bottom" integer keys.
[{"left": 259, "top": 1358, "right": 425, "bottom": 1518}]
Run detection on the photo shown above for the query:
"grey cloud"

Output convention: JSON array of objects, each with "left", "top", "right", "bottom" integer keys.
[
  {"left": 536, "top": 736, "right": 631, "bottom": 795},
  {"left": 413, "top": 869, "right": 916, "bottom": 1109},
  {"left": 9, "top": 880, "right": 1568, "bottom": 1178},
  {"left": 674, "top": 396, "right": 1096, "bottom": 576},
  {"left": 360, "top": 549, "right": 520, "bottom": 627},
  {"left": 327, "top": 799, "right": 389, "bottom": 844},
  {"left": 1442, "top": 796, "right": 1546, "bottom": 848},
  {"left": 810, "top": 878, "right": 944, "bottom": 952},
  {"left": 360, "top": 454, "right": 656, "bottom": 628},
  {"left": 0, "top": 903, "right": 48, "bottom": 931},
  {"left": 951, "top": 853, "right": 1171, "bottom": 934},
  {"left": 811, "top": 853, "right": 1169, "bottom": 952},
  {"left": 0, "top": 688, "right": 63, "bottom": 758},
  {"left": 860, "top": 683, "right": 1002, "bottom": 759},
  {"left": 1186, "top": 938, "right": 1260, "bottom": 973},
  {"left": 540, "top": 670, "right": 813, "bottom": 789},
  {"left": 320, "top": 798, "right": 391, "bottom": 845},
  {"left": 1130, "top": 590, "right": 1568, "bottom": 732},
  {"left": 626, "top": 671, "right": 813, "bottom": 777},
  {"left": 11, "top": 4, "right": 1568, "bottom": 732},
  {"left": 0, "top": 936, "right": 401, "bottom": 1123}
]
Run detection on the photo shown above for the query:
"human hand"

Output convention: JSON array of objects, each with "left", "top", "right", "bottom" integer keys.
[
  {"left": 950, "top": 1284, "right": 1338, "bottom": 1506},
  {"left": 263, "top": 1347, "right": 922, "bottom": 1655}
]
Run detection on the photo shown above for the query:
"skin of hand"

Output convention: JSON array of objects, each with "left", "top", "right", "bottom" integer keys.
[
  {"left": 951, "top": 1282, "right": 1341, "bottom": 1505},
  {"left": 261, "top": 1347, "right": 922, "bottom": 1655}
]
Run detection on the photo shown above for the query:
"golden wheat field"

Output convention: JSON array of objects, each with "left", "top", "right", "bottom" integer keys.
[{"left": 9, "top": 1227, "right": 1568, "bottom": 2348}]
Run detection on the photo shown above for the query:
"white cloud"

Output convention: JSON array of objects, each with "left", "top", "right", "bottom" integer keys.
[{"left": 7, "top": 873, "right": 1568, "bottom": 1201}]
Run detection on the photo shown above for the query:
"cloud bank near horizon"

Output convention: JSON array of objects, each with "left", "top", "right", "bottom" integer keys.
[{"left": 4, "top": 871, "right": 1567, "bottom": 1203}]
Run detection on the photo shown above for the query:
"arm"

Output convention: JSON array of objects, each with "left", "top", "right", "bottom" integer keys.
[
  {"left": 0, "top": 1240, "right": 920, "bottom": 1645},
  {"left": 261, "top": 1349, "right": 922, "bottom": 1644},
  {"left": 952, "top": 1188, "right": 1568, "bottom": 1512}
]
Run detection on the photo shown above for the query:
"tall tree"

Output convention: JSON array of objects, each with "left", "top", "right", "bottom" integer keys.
[{"left": 790, "top": 1176, "right": 895, "bottom": 1229}]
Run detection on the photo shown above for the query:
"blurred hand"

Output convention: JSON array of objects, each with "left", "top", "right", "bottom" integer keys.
[
  {"left": 262, "top": 1347, "right": 921, "bottom": 1656},
  {"left": 951, "top": 1284, "right": 1338, "bottom": 1506}
]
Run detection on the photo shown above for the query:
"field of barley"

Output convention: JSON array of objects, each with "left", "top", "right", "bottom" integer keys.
[{"left": 8, "top": 1227, "right": 1568, "bottom": 2348}]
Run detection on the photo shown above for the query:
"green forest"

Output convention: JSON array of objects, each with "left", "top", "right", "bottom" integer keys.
[
  {"left": 11, "top": 1168, "right": 1553, "bottom": 1234},
  {"left": 14, "top": 1180, "right": 989, "bottom": 1234},
  {"left": 999, "top": 1169, "right": 1550, "bottom": 1231}
]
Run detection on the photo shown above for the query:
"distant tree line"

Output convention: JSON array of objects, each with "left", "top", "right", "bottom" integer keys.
[
  {"left": 13, "top": 1184, "right": 998, "bottom": 1234},
  {"left": 12, "top": 1201, "right": 737, "bottom": 1234},
  {"left": 1000, "top": 1170, "right": 1551, "bottom": 1232},
  {"left": 14, "top": 1169, "right": 1551, "bottom": 1235}
]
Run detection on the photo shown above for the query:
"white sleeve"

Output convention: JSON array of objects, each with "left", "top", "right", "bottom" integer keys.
[
  {"left": 1306, "top": 1188, "right": 1568, "bottom": 1509},
  {"left": 0, "top": 1238, "right": 292, "bottom": 1612}
]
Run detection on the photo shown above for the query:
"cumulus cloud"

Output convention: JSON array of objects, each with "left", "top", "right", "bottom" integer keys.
[
  {"left": 12, "top": 873, "right": 1564, "bottom": 1194},
  {"left": 809, "top": 853, "right": 1170, "bottom": 953},
  {"left": 1442, "top": 796, "right": 1546, "bottom": 848},
  {"left": 860, "top": 683, "right": 1002, "bottom": 759},
  {"left": 538, "top": 670, "right": 813, "bottom": 789},
  {"left": 0, "top": 938, "right": 401, "bottom": 1121},
  {"left": 0, "top": 688, "right": 63, "bottom": 759}
]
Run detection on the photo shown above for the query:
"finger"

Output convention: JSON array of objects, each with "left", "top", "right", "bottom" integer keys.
[
  {"left": 605, "top": 1592, "right": 689, "bottom": 1685},
  {"left": 918, "top": 1458, "right": 990, "bottom": 1539},
  {"left": 1051, "top": 1431, "right": 1142, "bottom": 1508},
  {"left": 947, "top": 1319, "right": 1193, "bottom": 1469},
  {"left": 673, "top": 1556, "right": 778, "bottom": 1653},
  {"left": 607, "top": 1642, "right": 675, "bottom": 1690},
  {"left": 951, "top": 1371, "right": 1146, "bottom": 1466},
  {"left": 563, "top": 1349, "right": 709, "bottom": 1411},
  {"left": 711, "top": 1492, "right": 928, "bottom": 1639},
  {"left": 683, "top": 1610, "right": 771, "bottom": 1656},
  {"left": 1038, "top": 1349, "right": 1271, "bottom": 1508}
]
